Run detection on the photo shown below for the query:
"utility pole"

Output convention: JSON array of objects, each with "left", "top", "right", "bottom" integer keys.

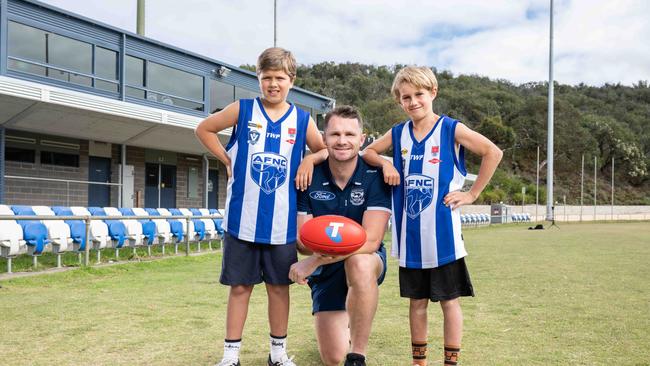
[
  {"left": 594, "top": 156, "right": 597, "bottom": 220},
  {"left": 137, "top": 0, "right": 145, "bottom": 36},
  {"left": 536, "top": 145, "right": 540, "bottom": 221},
  {"left": 580, "top": 154, "right": 584, "bottom": 221},
  {"left": 611, "top": 157, "right": 615, "bottom": 220}
]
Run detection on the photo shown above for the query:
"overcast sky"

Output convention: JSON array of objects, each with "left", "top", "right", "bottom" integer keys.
[{"left": 40, "top": 0, "right": 650, "bottom": 86}]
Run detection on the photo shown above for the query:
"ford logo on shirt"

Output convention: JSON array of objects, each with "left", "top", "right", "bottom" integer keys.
[{"left": 310, "top": 191, "right": 336, "bottom": 201}]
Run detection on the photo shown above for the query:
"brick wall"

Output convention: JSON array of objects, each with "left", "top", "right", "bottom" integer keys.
[
  {"left": 4, "top": 140, "right": 89, "bottom": 206},
  {"left": 4, "top": 138, "right": 229, "bottom": 209}
]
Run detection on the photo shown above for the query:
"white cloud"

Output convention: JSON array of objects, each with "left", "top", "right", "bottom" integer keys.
[{"left": 39, "top": 0, "right": 650, "bottom": 86}]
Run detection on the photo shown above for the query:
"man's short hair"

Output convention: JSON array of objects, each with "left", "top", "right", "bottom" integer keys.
[
  {"left": 256, "top": 47, "right": 297, "bottom": 80},
  {"left": 391, "top": 66, "right": 438, "bottom": 102},
  {"left": 323, "top": 105, "right": 363, "bottom": 130}
]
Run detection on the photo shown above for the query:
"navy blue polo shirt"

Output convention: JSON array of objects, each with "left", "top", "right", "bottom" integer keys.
[
  {"left": 297, "top": 157, "right": 391, "bottom": 313},
  {"left": 297, "top": 157, "right": 391, "bottom": 223}
]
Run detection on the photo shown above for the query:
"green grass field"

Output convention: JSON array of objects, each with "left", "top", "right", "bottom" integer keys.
[{"left": 1, "top": 222, "right": 649, "bottom": 365}]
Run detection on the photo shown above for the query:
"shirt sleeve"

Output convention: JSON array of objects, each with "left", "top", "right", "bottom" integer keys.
[
  {"left": 297, "top": 187, "right": 312, "bottom": 216},
  {"left": 366, "top": 170, "right": 392, "bottom": 213}
]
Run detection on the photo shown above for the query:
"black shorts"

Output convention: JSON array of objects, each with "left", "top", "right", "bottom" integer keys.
[
  {"left": 399, "top": 257, "right": 474, "bottom": 302},
  {"left": 220, "top": 232, "right": 298, "bottom": 286}
]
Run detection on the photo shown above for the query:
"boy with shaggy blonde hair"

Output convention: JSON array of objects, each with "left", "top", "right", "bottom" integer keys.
[{"left": 363, "top": 66, "right": 502, "bottom": 365}]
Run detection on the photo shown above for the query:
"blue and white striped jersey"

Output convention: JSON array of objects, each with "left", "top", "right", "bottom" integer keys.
[
  {"left": 391, "top": 116, "right": 467, "bottom": 268},
  {"left": 223, "top": 97, "right": 309, "bottom": 244}
]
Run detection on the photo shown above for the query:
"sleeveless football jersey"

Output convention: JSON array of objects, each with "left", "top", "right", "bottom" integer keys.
[
  {"left": 223, "top": 98, "right": 309, "bottom": 244},
  {"left": 391, "top": 116, "right": 467, "bottom": 268}
]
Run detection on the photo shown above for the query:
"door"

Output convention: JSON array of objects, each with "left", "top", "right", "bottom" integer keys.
[
  {"left": 208, "top": 169, "right": 219, "bottom": 209},
  {"left": 145, "top": 163, "right": 177, "bottom": 208},
  {"left": 88, "top": 157, "right": 111, "bottom": 207},
  {"left": 145, "top": 163, "right": 159, "bottom": 208},
  {"left": 160, "top": 164, "right": 176, "bottom": 208}
]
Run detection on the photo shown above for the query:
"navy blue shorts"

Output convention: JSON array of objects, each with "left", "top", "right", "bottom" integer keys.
[
  {"left": 220, "top": 232, "right": 298, "bottom": 286},
  {"left": 308, "top": 245, "right": 387, "bottom": 314}
]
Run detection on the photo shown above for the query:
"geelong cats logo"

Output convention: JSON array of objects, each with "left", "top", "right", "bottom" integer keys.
[{"left": 250, "top": 152, "right": 287, "bottom": 194}]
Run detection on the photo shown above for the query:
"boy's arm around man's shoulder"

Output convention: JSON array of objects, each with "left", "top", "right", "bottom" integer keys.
[
  {"left": 295, "top": 117, "right": 328, "bottom": 190},
  {"left": 362, "top": 130, "right": 401, "bottom": 186},
  {"left": 194, "top": 101, "right": 240, "bottom": 178}
]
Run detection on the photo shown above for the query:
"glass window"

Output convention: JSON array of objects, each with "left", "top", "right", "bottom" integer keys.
[
  {"left": 5, "top": 146, "right": 35, "bottom": 163},
  {"left": 210, "top": 79, "right": 235, "bottom": 113},
  {"left": 96, "top": 47, "right": 118, "bottom": 80},
  {"left": 147, "top": 61, "right": 203, "bottom": 101},
  {"left": 7, "top": 21, "right": 115, "bottom": 90},
  {"left": 316, "top": 113, "right": 325, "bottom": 130},
  {"left": 95, "top": 47, "right": 118, "bottom": 93},
  {"left": 126, "top": 56, "right": 145, "bottom": 87},
  {"left": 7, "top": 59, "right": 46, "bottom": 76},
  {"left": 48, "top": 68, "right": 92, "bottom": 86},
  {"left": 7, "top": 21, "right": 46, "bottom": 63},
  {"left": 235, "top": 87, "right": 261, "bottom": 100},
  {"left": 48, "top": 33, "right": 92, "bottom": 74},
  {"left": 41, "top": 151, "right": 79, "bottom": 167}
]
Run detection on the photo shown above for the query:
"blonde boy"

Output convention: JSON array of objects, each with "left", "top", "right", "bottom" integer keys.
[
  {"left": 363, "top": 66, "right": 502, "bottom": 365},
  {"left": 195, "top": 47, "right": 327, "bottom": 366}
]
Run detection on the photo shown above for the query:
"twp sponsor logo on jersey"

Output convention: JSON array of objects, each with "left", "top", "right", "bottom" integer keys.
[
  {"left": 405, "top": 174, "right": 434, "bottom": 218},
  {"left": 250, "top": 152, "right": 288, "bottom": 194},
  {"left": 325, "top": 222, "right": 344, "bottom": 243},
  {"left": 410, "top": 155, "right": 424, "bottom": 161},
  {"left": 266, "top": 132, "right": 281, "bottom": 139}
]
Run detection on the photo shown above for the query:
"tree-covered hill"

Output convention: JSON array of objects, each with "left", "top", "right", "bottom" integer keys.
[{"left": 291, "top": 62, "right": 650, "bottom": 205}]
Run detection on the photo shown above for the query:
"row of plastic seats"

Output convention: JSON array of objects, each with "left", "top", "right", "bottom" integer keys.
[
  {"left": 0, "top": 205, "right": 49, "bottom": 258},
  {"left": 0, "top": 205, "right": 224, "bottom": 259},
  {"left": 461, "top": 213, "right": 490, "bottom": 226},
  {"left": 512, "top": 213, "right": 531, "bottom": 223}
]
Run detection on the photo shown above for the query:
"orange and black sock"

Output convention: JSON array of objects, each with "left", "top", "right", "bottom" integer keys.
[
  {"left": 444, "top": 345, "right": 461, "bottom": 365},
  {"left": 411, "top": 341, "right": 427, "bottom": 366}
]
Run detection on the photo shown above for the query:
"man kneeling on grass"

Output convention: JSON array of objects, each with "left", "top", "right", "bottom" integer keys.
[{"left": 289, "top": 106, "right": 391, "bottom": 366}]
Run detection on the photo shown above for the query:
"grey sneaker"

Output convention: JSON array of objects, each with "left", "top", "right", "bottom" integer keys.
[
  {"left": 215, "top": 358, "right": 240, "bottom": 366},
  {"left": 267, "top": 354, "right": 296, "bottom": 366}
]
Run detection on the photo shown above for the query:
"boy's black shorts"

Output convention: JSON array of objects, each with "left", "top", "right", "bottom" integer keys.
[
  {"left": 220, "top": 232, "right": 297, "bottom": 286},
  {"left": 399, "top": 257, "right": 474, "bottom": 302}
]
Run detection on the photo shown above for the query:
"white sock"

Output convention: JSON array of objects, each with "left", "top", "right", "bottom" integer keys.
[
  {"left": 223, "top": 339, "right": 241, "bottom": 361},
  {"left": 270, "top": 334, "right": 287, "bottom": 362}
]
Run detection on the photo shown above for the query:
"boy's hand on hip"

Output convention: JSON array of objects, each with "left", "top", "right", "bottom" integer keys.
[
  {"left": 383, "top": 164, "right": 401, "bottom": 186},
  {"left": 443, "top": 191, "right": 476, "bottom": 210}
]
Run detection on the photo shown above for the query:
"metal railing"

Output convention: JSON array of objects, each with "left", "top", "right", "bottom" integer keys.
[
  {"left": 0, "top": 214, "right": 223, "bottom": 274},
  {"left": 4, "top": 175, "right": 122, "bottom": 206}
]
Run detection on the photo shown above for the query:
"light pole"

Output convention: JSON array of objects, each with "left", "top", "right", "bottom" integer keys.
[{"left": 545, "top": 0, "right": 555, "bottom": 221}]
